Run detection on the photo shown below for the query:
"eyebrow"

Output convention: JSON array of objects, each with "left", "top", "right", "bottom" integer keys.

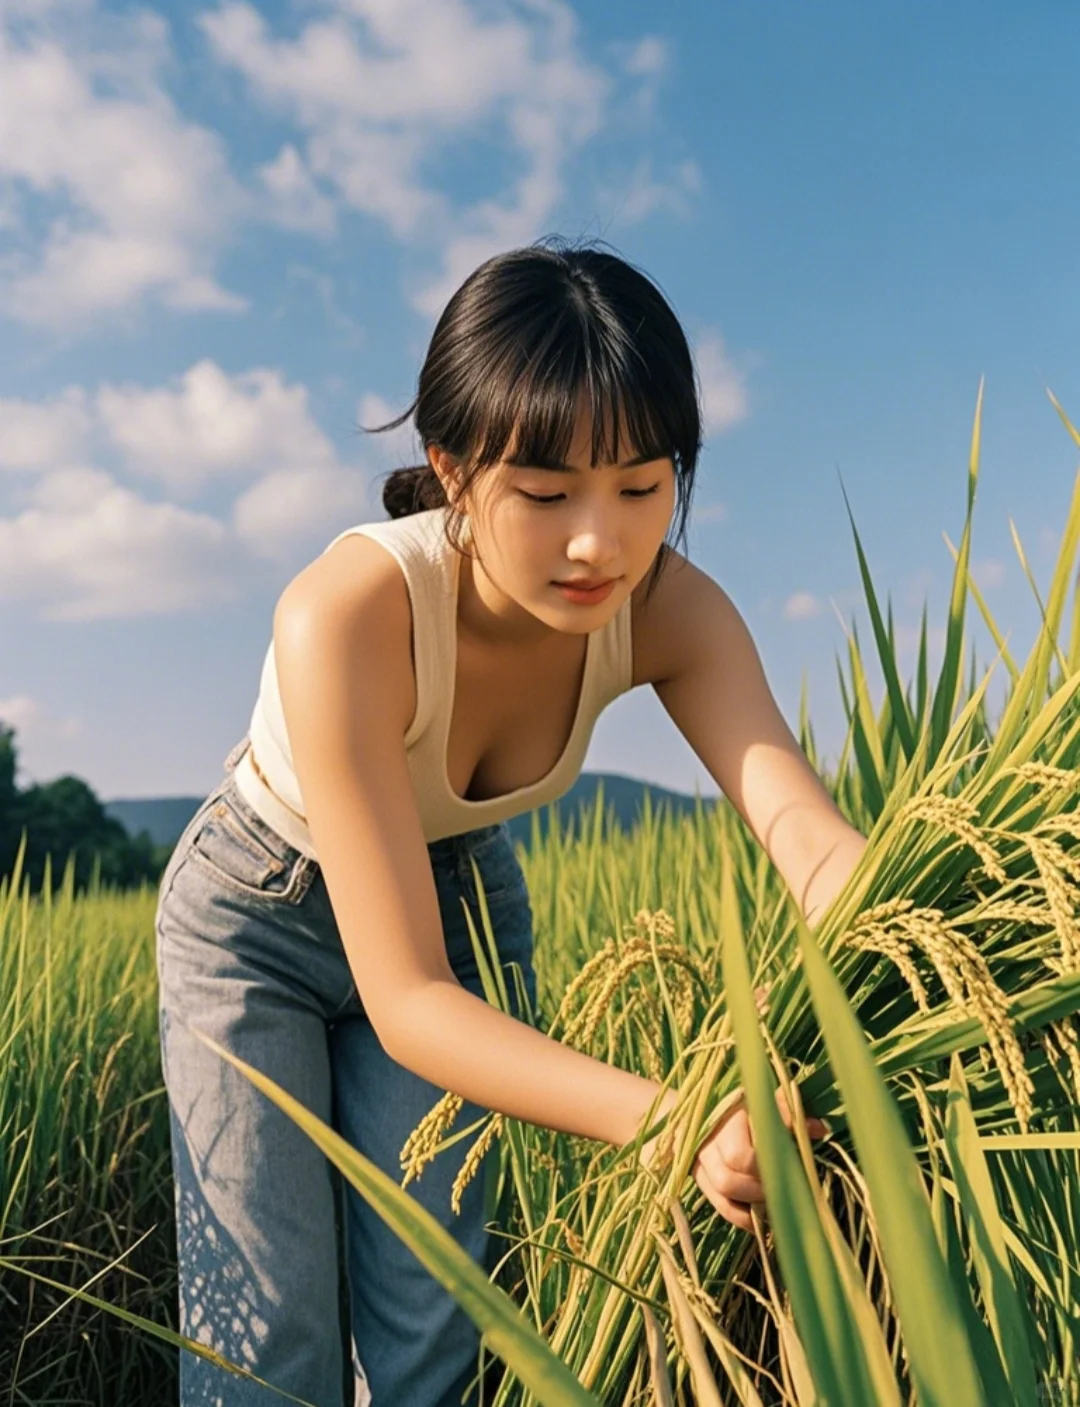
[{"left": 505, "top": 451, "right": 665, "bottom": 474}]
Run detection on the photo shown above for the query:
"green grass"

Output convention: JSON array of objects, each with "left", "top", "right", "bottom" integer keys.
[{"left": 4, "top": 384, "right": 1080, "bottom": 1405}]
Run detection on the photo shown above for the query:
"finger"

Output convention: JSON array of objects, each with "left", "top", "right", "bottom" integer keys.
[
  {"left": 774, "top": 1087, "right": 797, "bottom": 1126},
  {"left": 713, "top": 1131, "right": 759, "bottom": 1181},
  {"left": 774, "top": 1088, "right": 809, "bottom": 1124},
  {"left": 774, "top": 1087, "right": 830, "bottom": 1139},
  {"left": 716, "top": 1169, "right": 766, "bottom": 1205},
  {"left": 781, "top": 1106, "right": 830, "bottom": 1139},
  {"left": 691, "top": 1170, "right": 753, "bottom": 1226},
  {"left": 696, "top": 1176, "right": 756, "bottom": 1232},
  {"left": 696, "top": 1147, "right": 763, "bottom": 1205},
  {"left": 715, "top": 1109, "right": 757, "bottom": 1173}
]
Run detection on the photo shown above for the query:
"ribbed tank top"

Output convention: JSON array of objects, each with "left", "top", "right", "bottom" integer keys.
[{"left": 232, "top": 504, "right": 634, "bottom": 857}]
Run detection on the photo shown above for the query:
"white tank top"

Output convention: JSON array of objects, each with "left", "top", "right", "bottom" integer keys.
[{"left": 232, "top": 504, "right": 634, "bottom": 857}]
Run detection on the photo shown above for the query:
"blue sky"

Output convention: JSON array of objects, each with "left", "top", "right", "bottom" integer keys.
[{"left": 1, "top": 0, "right": 1077, "bottom": 805}]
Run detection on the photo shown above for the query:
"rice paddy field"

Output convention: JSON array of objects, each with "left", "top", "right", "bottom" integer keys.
[{"left": 4, "top": 389, "right": 1080, "bottom": 1405}]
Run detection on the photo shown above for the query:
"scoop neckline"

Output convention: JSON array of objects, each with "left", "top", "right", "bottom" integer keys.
[{"left": 441, "top": 539, "right": 596, "bottom": 807}]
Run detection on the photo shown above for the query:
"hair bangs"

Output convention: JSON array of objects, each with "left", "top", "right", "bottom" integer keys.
[
  {"left": 463, "top": 329, "right": 584, "bottom": 472},
  {"left": 464, "top": 331, "right": 678, "bottom": 474},
  {"left": 582, "top": 356, "right": 675, "bottom": 470}
]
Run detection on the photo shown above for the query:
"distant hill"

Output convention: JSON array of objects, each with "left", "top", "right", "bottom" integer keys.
[
  {"left": 500, "top": 772, "right": 720, "bottom": 849},
  {"left": 104, "top": 771, "right": 722, "bottom": 855}
]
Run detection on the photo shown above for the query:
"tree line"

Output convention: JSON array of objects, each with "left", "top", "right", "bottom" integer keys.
[{"left": 0, "top": 722, "right": 169, "bottom": 899}]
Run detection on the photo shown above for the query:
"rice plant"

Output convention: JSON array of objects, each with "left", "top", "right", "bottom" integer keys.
[{"left": 2, "top": 383, "right": 1080, "bottom": 1405}]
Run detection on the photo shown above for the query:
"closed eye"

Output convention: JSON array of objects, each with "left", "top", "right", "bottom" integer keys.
[{"left": 518, "top": 485, "right": 661, "bottom": 505}]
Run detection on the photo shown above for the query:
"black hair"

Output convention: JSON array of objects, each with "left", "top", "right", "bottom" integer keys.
[{"left": 362, "top": 236, "right": 703, "bottom": 601}]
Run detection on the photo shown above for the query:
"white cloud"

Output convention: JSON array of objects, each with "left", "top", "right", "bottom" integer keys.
[
  {"left": 0, "top": 2, "right": 249, "bottom": 330},
  {"left": 602, "top": 156, "right": 701, "bottom": 227},
  {"left": 691, "top": 501, "right": 728, "bottom": 526},
  {"left": 0, "top": 363, "right": 378, "bottom": 616},
  {"left": 197, "top": 0, "right": 629, "bottom": 318},
  {"left": 95, "top": 359, "right": 340, "bottom": 491},
  {"left": 355, "top": 391, "right": 421, "bottom": 467},
  {"left": 0, "top": 690, "right": 82, "bottom": 790},
  {"left": 1040, "top": 525, "right": 1061, "bottom": 557},
  {"left": 784, "top": 591, "right": 824, "bottom": 621},
  {"left": 231, "top": 461, "right": 370, "bottom": 564},
  {"left": 0, "top": 385, "right": 92, "bottom": 468},
  {"left": 0, "top": 1, "right": 97, "bottom": 24},
  {"left": 622, "top": 35, "right": 669, "bottom": 78},
  {"left": 256, "top": 143, "right": 337, "bottom": 235},
  {"left": 0, "top": 693, "right": 45, "bottom": 738},
  {"left": 0, "top": 2, "right": 695, "bottom": 333},
  {"left": 971, "top": 557, "right": 1006, "bottom": 590},
  {"left": 0, "top": 464, "right": 238, "bottom": 620},
  {"left": 696, "top": 330, "right": 750, "bottom": 436},
  {"left": 611, "top": 33, "right": 671, "bottom": 121}
]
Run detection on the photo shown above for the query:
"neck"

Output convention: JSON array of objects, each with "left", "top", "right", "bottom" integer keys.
[{"left": 456, "top": 549, "right": 564, "bottom": 651}]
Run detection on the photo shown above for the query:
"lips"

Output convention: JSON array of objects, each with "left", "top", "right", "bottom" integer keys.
[{"left": 554, "top": 577, "right": 615, "bottom": 589}]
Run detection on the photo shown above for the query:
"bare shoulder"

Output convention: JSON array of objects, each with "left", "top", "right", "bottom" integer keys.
[
  {"left": 274, "top": 531, "right": 416, "bottom": 734},
  {"left": 284, "top": 531, "right": 410, "bottom": 618},
  {"left": 630, "top": 544, "right": 718, "bottom": 688}
]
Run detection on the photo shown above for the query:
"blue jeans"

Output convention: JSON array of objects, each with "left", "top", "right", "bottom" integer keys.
[{"left": 155, "top": 737, "right": 536, "bottom": 1407}]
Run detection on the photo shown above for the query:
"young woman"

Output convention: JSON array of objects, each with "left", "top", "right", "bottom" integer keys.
[{"left": 155, "top": 239, "right": 852, "bottom": 1407}]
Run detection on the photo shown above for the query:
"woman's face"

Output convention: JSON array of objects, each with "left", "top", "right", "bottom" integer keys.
[{"left": 431, "top": 400, "right": 676, "bottom": 643}]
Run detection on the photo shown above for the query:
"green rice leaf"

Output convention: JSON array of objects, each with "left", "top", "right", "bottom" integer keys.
[
  {"left": 800, "top": 969, "right": 1080, "bottom": 1116},
  {"left": 837, "top": 475, "right": 917, "bottom": 762},
  {"left": 978, "top": 1133, "right": 1080, "bottom": 1152},
  {"left": 943, "top": 1052, "right": 1038, "bottom": 1403},
  {"left": 929, "top": 1165, "right": 1018, "bottom": 1405},
  {"left": 655, "top": 1239, "right": 725, "bottom": 1407},
  {"left": 719, "top": 846, "right": 882, "bottom": 1406},
  {"left": 929, "top": 378, "right": 982, "bottom": 764},
  {"left": 0, "top": 1257, "right": 317, "bottom": 1405},
  {"left": 190, "top": 1029, "right": 601, "bottom": 1407},
  {"left": 793, "top": 915, "right": 988, "bottom": 1407}
]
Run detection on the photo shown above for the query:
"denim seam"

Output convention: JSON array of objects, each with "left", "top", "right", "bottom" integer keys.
[
  {"left": 209, "top": 801, "right": 289, "bottom": 882},
  {"left": 330, "top": 984, "right": 362, "bottom": 1021},
  {"left": 218, "top": 780, "right": 305, "bottom": 862},
  {"left": 155, "top": 781, "right": 232, "bottom": 916},
  {"left": 185, "top": 844, "right": 317, "bottom": 907}
]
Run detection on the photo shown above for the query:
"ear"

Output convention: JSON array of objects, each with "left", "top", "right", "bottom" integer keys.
[{"left": 426, "top": 444, "right": 466, "bottom": 505}]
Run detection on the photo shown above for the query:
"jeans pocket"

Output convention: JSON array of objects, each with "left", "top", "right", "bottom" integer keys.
[{"left": 186, "top": 793, "right": 317, "bottom": 906}]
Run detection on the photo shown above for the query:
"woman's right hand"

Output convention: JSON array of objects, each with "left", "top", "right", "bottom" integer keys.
[
  {"left": 639, "top": 1084, "right": 829, "bottom": 1230},
  {"left": 685, "top": 1084, "right": 829, "bottom": 1230},
  {"left": 637, "top": 988, "right": 830, "bottom": 1236}
]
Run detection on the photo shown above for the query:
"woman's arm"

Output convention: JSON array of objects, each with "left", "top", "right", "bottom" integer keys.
[
  {"left": 387, "top": 979, "right": 667, "bottom": 1148},
  {"left": 274, "top": 571, "right": 670, "bottom": 1152}
]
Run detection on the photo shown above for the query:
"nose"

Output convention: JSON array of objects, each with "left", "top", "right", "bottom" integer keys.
[
  {"left": 564, "top": 541, "right": 620, "bottom": 577},
  {"left": 564, "top": 507, "right": 621, "bottom": 567}
]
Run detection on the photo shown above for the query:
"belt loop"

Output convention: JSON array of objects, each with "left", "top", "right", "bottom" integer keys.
[{"left": 223, "top": 733, "right": 250, "bottom": 773}]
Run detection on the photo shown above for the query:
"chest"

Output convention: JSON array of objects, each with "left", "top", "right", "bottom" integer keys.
[{"left": 445, "top": 586, "right": 668, "bottom": 803}]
